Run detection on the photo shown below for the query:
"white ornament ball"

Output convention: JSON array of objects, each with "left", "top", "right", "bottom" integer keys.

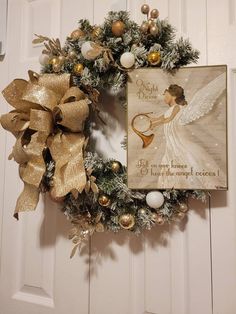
[
  {"left": 81, "top": 41, "right": 102, "bottom": 60},
  {"left": 39, "top": 53, "right": 50, "bottom": 66},
  {"left": 120, "top": 52, "right": 135, "bottom": 68},
  {"left": 146, "top": 191, "right": 164, "bottom": 209}
]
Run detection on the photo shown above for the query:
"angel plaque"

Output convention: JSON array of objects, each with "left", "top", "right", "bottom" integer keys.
[{"left": 127, "top": 65, "right": 228, "bottom": 190}]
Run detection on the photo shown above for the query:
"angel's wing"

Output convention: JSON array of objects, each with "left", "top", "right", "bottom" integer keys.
[{"left": 179, "top": 72, "right": 226, "bottom": 125}]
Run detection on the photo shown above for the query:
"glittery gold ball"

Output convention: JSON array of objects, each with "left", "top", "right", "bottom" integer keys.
[
  {"left": 141, "top": 4, "right": 150, "bottom": 14},
  {"left": 118, "top": 214, "right": 135, "bottom": 229},
  {"left": 111, "top": 161, "right": 121, "bottom": 173},
  {"left": 179, "top": 203, "right": 188, "bottom": 213},
  {"left": 92, "top": 26, "right": 102, "bottom": 38},
  {"left": 150, "top": 9, "right": 159, "bottom": 19},
  {"left": 70, "top": 29, "right": 85, "bottom": 40},
  {"left": 98, "top": 194, "right": 111, "bottom": 207},
  {"left": 73, "top": 63, "right": 84, "bottom": 75},
  {"left": 111, "top": 21, "right": 126, "bottom": 37},
  {"left": 147, "top": 51, "right": 161, "bottom": 66}
]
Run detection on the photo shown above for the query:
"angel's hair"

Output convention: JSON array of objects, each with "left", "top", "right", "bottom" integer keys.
[{"left": 165, "top": 84, "right": 188, "bottom": 106}]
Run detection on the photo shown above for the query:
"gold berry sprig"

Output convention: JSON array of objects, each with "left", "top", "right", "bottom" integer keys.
[{"left": 140, "top": 4, "right": 159, "bottom": 36}]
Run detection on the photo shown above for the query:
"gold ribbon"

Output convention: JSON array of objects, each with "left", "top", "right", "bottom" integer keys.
[{"left": 1, "top": 71, "right": 89, "bottom": 218}]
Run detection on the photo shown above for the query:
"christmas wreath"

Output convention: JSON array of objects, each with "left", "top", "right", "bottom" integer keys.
[{"left": 0, "top": 4, "right": 207, "bottom": 257}]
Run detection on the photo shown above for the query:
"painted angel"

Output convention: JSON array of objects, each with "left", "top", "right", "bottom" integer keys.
[{"left": 132, "top": 72, "right": 227, "bottom": 189}]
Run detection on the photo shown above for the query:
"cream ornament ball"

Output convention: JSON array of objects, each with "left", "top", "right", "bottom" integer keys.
[
  {"left": 81, "top": 41, "right": 102, "bottom": 60},
  {"left": 120, "top": 52, "right": 135, "bottom": 68},
  {"left": 146, "top": 191, "right": 165, "bottom": 209},
  {"left": 39, "top": 53, "right": 50, "bottom": 66}
]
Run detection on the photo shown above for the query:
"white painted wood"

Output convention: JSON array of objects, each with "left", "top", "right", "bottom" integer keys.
[
  {"left": 0, "top": 1, "right": 236, "bottom": 314},
  {"left": 207, "top": 1, "right": 236, "bottom": 313},
  {"left": 0, "top": 11, "right": 8, "bottom": 279},
  {"left": 0, "top": 0, "right": 8, "bottom": 56},
  {"left": 93, "top": 0, "right": 127, "bottom": 24}
]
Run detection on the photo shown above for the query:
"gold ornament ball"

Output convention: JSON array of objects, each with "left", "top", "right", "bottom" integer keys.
[
  {"left": 176, "top": 211, "right": 185, "bottom": 220},
  {"left": 53, "top": 63, "right": 62, "bottom": 72},
  {"left": 111, "top": 161, "right": 121, "bottom": 173},
  {"left": 95, "top": 222, "right": 105, "bottom": 233},
  {"left": 92, "top": 26, "right": 102, "bottom": 38},
  {"left": 58, "top": 55, "right": 66, "bottom": 63},
  {"left": 150, "top": 25, "right": 159, "bottom": 36},
  {"left": 119, "top": 214, "right": 135, "bottom": 230},
  {"left": 150, "top": 9, "right": 159, "bottom": 19},
  {"left": 68, "top": 50, "right": 77, "bottom": 59},
  {"left": 179, "top": 203, "right": 188, "bottom": 213},
  {"left": 156, "top": 215, "right": 165, "bottom": 225},
  {"left": 151, "top": 212, "right": 158, "bottom": 221},
  {"left": 151, "top": 213, "right": 164, "bottom": 225},
  {"left": 98, "top": 194, "right": 111, "bottom": 207},
  {"left": 70, "top": 29, "right": 84, "bottom": 40},
  {"left": 73, "top": 63, "right": 84, "bottom": 75},
  {"left": 141, "top": 4, "right": 150, "bottom": 14},
  {"left": 140, "top": 21, "right": 149, "bottom": 33},
  {"left": 139, "top": 208, "right": 147, "bottom": 215},
  {"left": 111, "top": 21, "right": 126, "bottom": 37},
  {"left": 147, "top": 51, "right": 161, "bottom": 66},
  {"left": 50, "top": 56, "right": 60, "bottom": 66}
]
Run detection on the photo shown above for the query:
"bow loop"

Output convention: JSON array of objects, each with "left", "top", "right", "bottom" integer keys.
[
  {"left": 0, "top": 111, "right": 30, "bottom": 133},
  {"left": 2, "top": 79, "right": 41, "bottom": 112},
  {"left": 22, "top": 83, "right": 60, "bottom": 111}
]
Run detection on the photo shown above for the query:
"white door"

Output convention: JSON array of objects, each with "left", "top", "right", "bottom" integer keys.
[{"left": 0, "top": 1, "right": 236, "bottom": 314}]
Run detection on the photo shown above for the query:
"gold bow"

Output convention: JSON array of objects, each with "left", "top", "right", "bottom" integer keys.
[{"left": 1, "top": 71, "right": 90, "bottom": 219}]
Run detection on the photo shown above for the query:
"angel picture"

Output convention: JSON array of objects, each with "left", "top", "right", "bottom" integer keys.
[{"left": 127, "top": 66, "right": 227, "bottom": 190}]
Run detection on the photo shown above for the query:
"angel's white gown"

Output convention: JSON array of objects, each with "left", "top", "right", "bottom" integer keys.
[{"left": 157, "top": 104, "right": 226, "bottom": 189}]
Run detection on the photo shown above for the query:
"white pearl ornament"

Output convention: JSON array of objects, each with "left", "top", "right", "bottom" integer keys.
[
  {"left": 39, "top": 53, "right": 50, "bottom": 66},
  {"left": 146, "top": 191, "right": 164, "bottom": 209},
  {"left": 120, "top": 52, "right": 135, "bottom": 68},
  {"left": 81, "top": 41, "right": 102, "bottom": 60}
]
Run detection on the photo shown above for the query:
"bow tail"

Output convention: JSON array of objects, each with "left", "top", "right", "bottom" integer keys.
[
  {"left": 13, "top": 131, "right": 49, "bottom": 218},
  {"left": 48, "top": 132, "right": 87, "bottom": 199},
  {"left": 14, "top": 181, "right": 40, "bottom": 220}
]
